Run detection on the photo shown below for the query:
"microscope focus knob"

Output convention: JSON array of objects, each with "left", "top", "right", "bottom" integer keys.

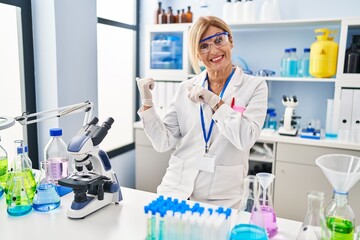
[{"left": 104, "top": 181, "right": 119, "bottom": 193}]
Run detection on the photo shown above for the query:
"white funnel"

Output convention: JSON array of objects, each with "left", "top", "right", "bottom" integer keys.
[
  {"left": 256, "top": 172, "right": 275, "bottom": 190},
  {"left": 316, "top": 154, "right": 360, "bottom": 193}
]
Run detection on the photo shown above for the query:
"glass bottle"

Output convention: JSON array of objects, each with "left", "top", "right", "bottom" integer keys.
[
  {"left": 186, "top": 6, "right": 193, "bottom": 23},
  {"left": 5, "top": 140, "right": 36, "bottom": 204},
  {"left": 0, "top": 136, "right": 8, "bottom": 197},
  {"left": 158, "top": 9, "right": 167, "bottom": 24},
  {"left": 287, "top": 48, "right": 298, "bottom": 77},
  {"left": 344, "top": 35, "right": 360, "bottom": 73},
  {"left": 268, "top": 112, "right": 277, "bottom": 130},
  {"left": 174, "top": 9, "right": 180, "bottom": 23},
  {"left": 154, "top": 1, "right": 162, "bottom": 24},
  {"left": 296, "top": 191, "right": 331, "bottom": 240},
  {"left": 325, "top": 191, "right": 355, "bottom": 240},
  {"left": 6, "top": 175, "right": 32, "bottom": 216},
  {"left": 179, "top": 9, "right": 187, "bottom": 23},
  {"left": 166, "top": 7, "right": 175, "bottom": 24},
  {"left": 299, "top": 48, "right": 311, "bottom": 77},
  {"left": 44, "top": 128, "right": 69, "bottom": 184},
  {"left": 252, "top": 172, "right": 278, "bottom": 238},
  {"left": 280, "top": 49, "right": 290, "bottom": 77},
  {"left": 32, "top": 161, "right": 61, "bottom": 212}
]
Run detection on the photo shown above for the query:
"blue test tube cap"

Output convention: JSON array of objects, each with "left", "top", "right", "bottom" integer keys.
[
  {"left": 216, "top": 207, "right": 224, "bottom": 214},
  {"left": 208, "top": 208, "right": 213, "bottom": 215},
  {"left": 225, "top": 208, "right": 232, "bottom": 219}
]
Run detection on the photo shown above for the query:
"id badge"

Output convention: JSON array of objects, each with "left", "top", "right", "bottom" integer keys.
[{"left": 196, "top": 154, "right": 215, "bottom": 173}]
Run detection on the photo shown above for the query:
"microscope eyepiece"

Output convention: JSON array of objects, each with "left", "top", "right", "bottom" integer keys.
[{"left": 102, "top": 117, "right": 114, "bottom": 130}]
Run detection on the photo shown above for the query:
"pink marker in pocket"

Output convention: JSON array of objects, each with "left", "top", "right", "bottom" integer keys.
[{"left": 231, "top": 97, "right": 246, "bottom": 113}]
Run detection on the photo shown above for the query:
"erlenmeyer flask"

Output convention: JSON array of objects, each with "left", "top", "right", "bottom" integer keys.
[
  {"left": 231, "top": 175, "right": 268, "bottom": 240},
  {"left": 296, "top": 191, "right": 331, "bottom": 240},
  {"left": 0, "top": 136, "right": 8, "bottom": 198},
  {"left": 33, "top": 161, "right": 61, "bottom": 212},
  {"left": 5, "top": 140, "right": 37, "bottom": 203},
  {"left": 316, "top": 154, "right": 360, "bottom": 240},
  {"left": 6, "top": 175, "right": 32, "bottom": 216},
  {"left": 254, "top": 172, "right": 278, "bottom": 238}
]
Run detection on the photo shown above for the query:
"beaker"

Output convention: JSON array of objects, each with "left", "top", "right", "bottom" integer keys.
[
  {"left": 5, "top": 140, "right": 37, "bottom": 204},
  {"left": 296, "top": 191, "right": 331, "bottom": 240},
  {"left": 316, "top": 154, "right": 360, "bottom": 240},
  {"left": 231, "top": 175, "right": 269, "bottom": 240},
  {"left": 6, "top": 175, "right": 32, "bottom": 216},
  {"left": 32, "top": 161, "right": 61, "bottom": 212},
  {"left": 253, "top": 172, "right": 278, "bottom": 238},
  {"left": 0, "top": 136, "right": 8, "bottom": 198}
]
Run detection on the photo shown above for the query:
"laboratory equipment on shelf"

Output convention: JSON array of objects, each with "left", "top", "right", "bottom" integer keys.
[
  {"left": 296, "top": 191, "right": 331, "bottom": 240},
  {"left": 252, "top": 172, "right": 278, "bottom": 238},
  {"left": 309, "top": 28, "right": 338, "bottom": 78},
  {"left": 32, "top": 161, "right": 61, "bottom": 212},
  {"left": 0, "top": 136, "right": 8, "bottom": 197},
  {"left": 316, "top": 154, "right": 360, "bottom": 240},
  {"left": 58, "top": 117, "right": 122, "bottom": 219},
  {"left": 344, "top": 35, "right": 360, "bottom": 73},
  {"left": 278, "top": 95, "right": 301, "bottom": 136},
  {"left": 231, "top": 175, "right": 269, "bottom": 240},
  {"left": 300, "top": 122, "right": 321, "bottom": 140},
  {"left": 298, "top": 48, "right": 311, "bottom": 77}
]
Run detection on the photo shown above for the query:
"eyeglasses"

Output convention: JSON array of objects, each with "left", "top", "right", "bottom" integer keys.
[{"left": 199, "top": 32, "right": 229, "bottom": 54}]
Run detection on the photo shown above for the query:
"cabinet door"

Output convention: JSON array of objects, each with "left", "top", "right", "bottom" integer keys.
[{"left": 135, "top": 145, "right": 172, "bottom": 193}]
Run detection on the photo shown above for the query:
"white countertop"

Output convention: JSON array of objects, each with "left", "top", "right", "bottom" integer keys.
[
  {"left": 134, "top": 121, "right": 360, "bottom": 151},
  {"left": 1, "top": 187, "right": 302, "bottom": 240}
]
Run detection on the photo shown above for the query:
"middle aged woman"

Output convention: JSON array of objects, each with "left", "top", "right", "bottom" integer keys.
[{"left": 136, "top": 15, "right": 268, "bottom": 208}]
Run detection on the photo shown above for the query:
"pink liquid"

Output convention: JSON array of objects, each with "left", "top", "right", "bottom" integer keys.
[
  {"left": 261, "top": 206, "right": 278, "bottom": 238},
  {"left": 47, "top": 157, "right": 69, "bottom": 182}
]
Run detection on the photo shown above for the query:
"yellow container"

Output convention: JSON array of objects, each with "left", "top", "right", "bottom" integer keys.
[{"left": 309, "top": 29, "right": 339, "bottom": 78}]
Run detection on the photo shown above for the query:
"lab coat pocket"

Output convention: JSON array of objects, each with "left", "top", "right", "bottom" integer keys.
[
  {"left": 161, "top": 155, "right": 184, "bottom": 187},
  {"left": 209, "top": 164, "right": 244, "bottom": 200}
]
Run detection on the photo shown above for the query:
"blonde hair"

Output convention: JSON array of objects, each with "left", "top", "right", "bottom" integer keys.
[{"left": 188, "top": 16, "right": 233, "bottom": 74}]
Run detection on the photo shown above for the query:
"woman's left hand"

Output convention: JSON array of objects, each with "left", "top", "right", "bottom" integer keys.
[{"left": 187, "top": 84, "right": 220, "bottom": 109}]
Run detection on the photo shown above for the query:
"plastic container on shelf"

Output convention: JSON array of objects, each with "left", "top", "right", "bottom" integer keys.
[
  {"left": 233, "top": 0, "right": 244, "bottom": 24},
  {"left": 287, "top": 48, "right": 298, "bottom": 77},
  {"left": 298, "top": 48, "right": 311, "bottom": 77},
  {"left": 309, "top": 28, "right": 338, "bottom": 78},
  {"left": 222, "top": 0, "right": 233, "bottom": 24},
  {"left": 280, "top": 48, "right": 290, "bottom": 77},
  {"left": 243, "top": 0, "right": 256, "bottom": 22}
]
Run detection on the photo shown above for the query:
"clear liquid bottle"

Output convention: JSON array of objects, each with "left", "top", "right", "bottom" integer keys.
[
  {"left": 299, "top": 48, "right": 311, "bottom": 77},
  {"left": 32, "top": 161, "right": 61, "bottom": 212},
  {"left": 6, "top": 175, "right": 32, "bottom": 216},
  {"left": 325, "top": 191, "right": 355, "bottom": 240},
  {"left": 44, "top": 128, "right": 69, "bottom": 184},
  {"left": 287, "top": 48, "right": 298, "bottom": 77},
  {"left": 252, "top": 172, "right": 278, "bottom": 238},
  {"left": 0, "top": 136, "right": 8, "bottom": 197},
  {"left": 5, "top": 140, "right": 36, "bottom": 204},
  {"left": 280, "top": 49, "right": 290, "bottom": 77},
  {"left": 296, "top": 191, "right": 331, "bottom": 240}
]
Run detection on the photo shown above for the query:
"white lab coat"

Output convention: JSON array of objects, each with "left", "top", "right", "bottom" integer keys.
[{"left": 138, "top": 66, "right": 268, "bottom": 208}]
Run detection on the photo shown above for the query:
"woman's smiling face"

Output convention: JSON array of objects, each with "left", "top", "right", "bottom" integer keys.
[{"left": 198, "top": 26, "right": 233, "bottom": 72}]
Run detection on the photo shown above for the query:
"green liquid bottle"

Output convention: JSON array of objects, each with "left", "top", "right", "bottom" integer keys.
[
  {"left": 5, "top": 140, "right": 36, "bottom": 203},
  {"left": 325, "top": 191, "right": 355, "bottom": 240}
]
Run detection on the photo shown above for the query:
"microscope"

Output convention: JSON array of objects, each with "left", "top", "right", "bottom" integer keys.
[
  {"left": 278, "top": 95, "right": 301, "bottom": 136},
  {"left": 58, "top": 117, "right": 122, "bottom": 219}
]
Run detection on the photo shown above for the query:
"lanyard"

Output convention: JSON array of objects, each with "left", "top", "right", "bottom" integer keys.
[{"left": 200, "top": 68, "right": 235, "bottom": 153}]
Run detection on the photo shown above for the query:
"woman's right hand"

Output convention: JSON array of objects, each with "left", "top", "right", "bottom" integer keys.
[{"left": 136, "top": 77, "right": 154, "bottom": 107}]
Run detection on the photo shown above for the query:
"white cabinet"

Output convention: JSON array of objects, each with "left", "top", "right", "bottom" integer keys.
[{"left": 274, "top": 142, "right": 360, "bottom": 222}]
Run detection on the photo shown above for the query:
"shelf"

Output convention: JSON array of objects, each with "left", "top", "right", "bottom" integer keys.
[
  {"left": 262, "top": 76, "right": 337, "bottom": 82},
  {"left": 249, "top": 153, "right": 273, "bottom": 163},
  {"left": 229, "top": 18, "right": 341, "bottom": 31}
]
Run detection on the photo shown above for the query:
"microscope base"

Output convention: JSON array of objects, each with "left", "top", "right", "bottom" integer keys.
[
  {"left": 278, "top": 127, "right": 298, "bottom": 137},
  {"left": 67, "top": 192, "right": 118, "bottom": 219}
]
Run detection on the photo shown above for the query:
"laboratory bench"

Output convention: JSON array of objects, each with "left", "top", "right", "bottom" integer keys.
[
  {"left": 0, "top": 187, "right": 302, "bottom": 240},
  {"left": 134, "top": 121, "right": 360, "bottom": 221}
]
